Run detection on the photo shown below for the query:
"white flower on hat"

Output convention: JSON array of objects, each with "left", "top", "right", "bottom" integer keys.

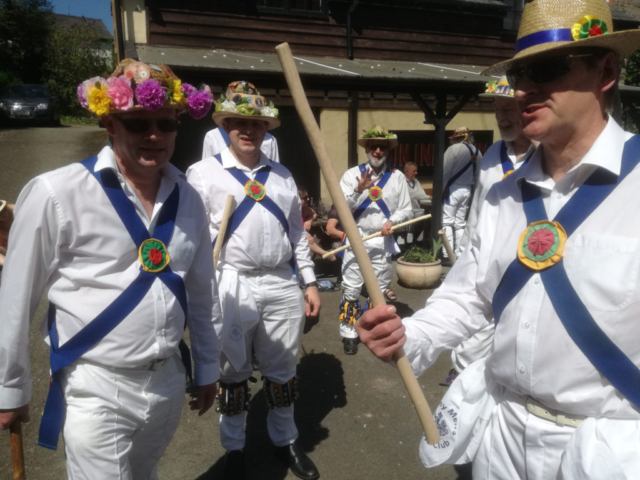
[
  {"left": 260, "top": 106, "right": 276, "bottom": 118},
  {"left": 221, "top": 100, "right": 237, "bottom": 112}
]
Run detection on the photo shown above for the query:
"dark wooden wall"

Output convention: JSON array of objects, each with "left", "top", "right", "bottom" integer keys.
[{"left": 147, "top": 0, "right": 515, "bottom": 66}]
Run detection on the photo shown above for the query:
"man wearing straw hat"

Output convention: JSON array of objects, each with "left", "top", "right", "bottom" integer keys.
[
  {"left": 441, "top": 76, "right": 536, "bottom": 387},
  {"left": 187, "top": 81, "right": 321, "bottom": 480},
  {"left": 202, "top": 124, "right": 281, "bottom": 162},
  {"left": 337, "top": 125, "right": 411, "bottom": 355},
  {"left": 357, "top": 0, "right": 640, "bottom": 478},
  {"left": 442, "top": 126, "right": 482, "bottom": 259},
  {"left": 0, "top": 59, "right": 222, "bottom": 478}
]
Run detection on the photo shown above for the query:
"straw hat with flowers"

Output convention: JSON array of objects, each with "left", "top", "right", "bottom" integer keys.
[
  {"left": 483, "top": 0, "right": 640, "bottom": 76},
  {"left": 449, "top": 127, "right": 473, "bottom": 141},
  {"left": 212, "top": 81, "right": 281, "bottom": 130},
  {"left": 77, "top": 59, "right": 214, "bottom": 119},
  {"left": 480, "top": 75, "right": 515, "bottom": 98},
  {"left": 357, "top": 125, "right": 398, "bottom": 149}
]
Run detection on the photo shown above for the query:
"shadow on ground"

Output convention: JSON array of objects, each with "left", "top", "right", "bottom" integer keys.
[{"left": 195, "top": 352, "right": 346, "bottom": 480}]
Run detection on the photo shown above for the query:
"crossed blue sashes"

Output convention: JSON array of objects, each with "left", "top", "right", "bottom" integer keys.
[
  {"left": 492, "top": 135, "right": 640, "bottom": 408},
  {"left": 353, "top": 164, "right": 393, "bottom": 221},
  {"left": 38, "top": 156, "right": 192, "bottom": 450}
]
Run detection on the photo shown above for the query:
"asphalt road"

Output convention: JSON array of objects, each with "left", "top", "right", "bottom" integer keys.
[{"left": 0, "top": 125, "right": 467, "bottom": 480}]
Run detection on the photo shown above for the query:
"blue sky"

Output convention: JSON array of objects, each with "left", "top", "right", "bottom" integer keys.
[{"left": 51, "top": 0, "right": 114, "bottom": 34}]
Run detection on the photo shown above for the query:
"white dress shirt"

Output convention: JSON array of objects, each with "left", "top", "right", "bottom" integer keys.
[
  {"left": 443, "top": 142, "right": 483, "bottom": 187},
  {"left": 0, "top": 146, "right": 222, "bottom": 409},
  {"left": 406, "top": 178, "right": 432, "bottom": 219},
  {"left": 460, "top": 140, "right": 534, "bottom": 252},
  {"left": 403, "top": 118, "right": 640, "bottom": 419},
  {"left": 202, "top": 127, "right": 280, "bottom": 163},
  {"left": 340, "top": 163, "right": 412, "bottom": 234},
  {"left": 186, "top": 148, "right": 315, "bottom": 285}
]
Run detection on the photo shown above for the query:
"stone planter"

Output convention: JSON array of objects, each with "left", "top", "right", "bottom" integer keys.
[{"left": 396, "top": 257, "right": 442, "bottom": 289}]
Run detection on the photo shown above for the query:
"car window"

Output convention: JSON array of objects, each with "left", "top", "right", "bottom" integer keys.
[{"left": 2, "top": 86, "right": 49, "bottom": 98}]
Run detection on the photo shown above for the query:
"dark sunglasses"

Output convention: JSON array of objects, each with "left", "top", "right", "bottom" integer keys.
[
  {"left": 506, "top": 54, "right": 596, "bottom": 89},
  {"left": 118, "top": 118, "right": 179, "bottom": 134}
]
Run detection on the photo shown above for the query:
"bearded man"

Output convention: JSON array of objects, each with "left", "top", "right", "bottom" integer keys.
[{"left": 337, "top": 126, "right": 411, "bottom": 355}]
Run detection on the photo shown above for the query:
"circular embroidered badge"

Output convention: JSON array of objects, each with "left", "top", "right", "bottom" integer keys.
[
  {"left": 502, "top": 169, "right": 515, "bottom": 180},
  {"left": 139, "top": 238, "right": 171, "bottom": 273},
  {"left": 368, "top": 186, "right": 383, "bottom": 202},
  {"left": 245, "top": 180, "right": 266, "bottom": 201},
  {"left": 517, "top": 220, "right": 567, "bottom": 271}
]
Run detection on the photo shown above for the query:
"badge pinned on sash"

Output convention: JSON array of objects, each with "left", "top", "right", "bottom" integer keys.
[
  {"left": 517, "top": 220, "right": 567, "bottom": 271},
  {"left": 245, "top": 180, "right": 266, "bottom": 201},
  {"left": 368, "top": 186, "right": 383, "bottom": 202},
  {"left": 139, "top": 238, "right": 171, "bottom": 273},
  {"left": 502, "top": 169, "right": 515, "bottom": 180}
]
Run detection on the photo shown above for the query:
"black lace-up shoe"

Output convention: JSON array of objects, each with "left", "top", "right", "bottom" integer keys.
[
  {"left": 274, "top": 442, "right": 320, "bottom": 479},
  {"left": 223, "top": 450, "right": 245, "bottom": 480},
  {"left": 342, "top": 337, "right": 358, "bottom": 355}
]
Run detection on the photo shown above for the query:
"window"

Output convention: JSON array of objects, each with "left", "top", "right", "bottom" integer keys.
[{"left": 256, "top": 0, "right": 327, "bottom": 17}]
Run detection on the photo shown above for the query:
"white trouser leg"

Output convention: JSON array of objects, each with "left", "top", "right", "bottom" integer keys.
[
  {"left": 341, "top": 247, "right": 363, "bottom": 301},
  {"left": 451, "top": 321, "right": 495, "bottom": 373},
  {"left": 452, "top": 186, "right": 471, "bottom": 257},
  {"left": 442, "top": 201, "right": 455, "bottom": 259},
  {"left": 219, "top": 268, "right": 305, "bottom": 449},
  {"left": 62, "top": 357, "right": 185, "bottom": 480}
]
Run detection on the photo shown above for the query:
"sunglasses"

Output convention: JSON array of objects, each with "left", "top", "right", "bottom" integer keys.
[
  {"left": 506, "top": 54, "right": 596, "bottom": 89},
  {"left": 117, "top": 118, "right": 179, "bottom": 134}
]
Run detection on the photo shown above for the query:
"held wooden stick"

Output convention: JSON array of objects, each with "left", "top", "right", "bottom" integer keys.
[
  {"left": 438, "top": 229, "right": 457, "bottom": 265},
  {"left": 322, "top": 214, "right": 432, "bottom": 259},
  {"left": 213, "top": 195, "right": 236, "bottom": 269},
  {"left": 10, "top": 421, "right": 26, "bottom": 480},
  {"left": 276, "top": 42, "right": 440, "bottom": 445}
]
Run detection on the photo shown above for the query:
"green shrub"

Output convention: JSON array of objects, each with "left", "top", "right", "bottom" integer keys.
[{"left": 402, "top": 238, "right": 442, "bottom": 264}]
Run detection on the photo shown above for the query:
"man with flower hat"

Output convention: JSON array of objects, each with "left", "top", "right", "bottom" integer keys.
[
  {"left": 356, "top": 0, "right": 640, "bottom": 478},
  {"left": 440, "top": 76, "right": 536, "bottom": 387},
  {"left": 186, "top": 81, "right": 321, "bottom": 480},
  {"left": 337, "top": 125, "right": 411, "bottom": 355},
  {"left": 0, "top": 59, "right": 221, "bottom": 479},
  {"left": 442, "top": 126, "right": 482, "bottom": 259}
]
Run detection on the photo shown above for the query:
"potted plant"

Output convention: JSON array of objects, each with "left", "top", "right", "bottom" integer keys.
[{"left": 396, "top": 239, "right": 443, "bottom": 289}]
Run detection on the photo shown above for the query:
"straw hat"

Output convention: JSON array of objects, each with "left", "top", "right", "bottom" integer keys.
[
  {"left": 77, "top": 59, "right": 213, "bottom": 119},
  {"left": 449, "top": 127, "right": 472, "bottom": 140},
  {"left": 483, "top": 0, "right": 640, "bottom": 76},
  {"left": 212, "top": 81, "right": 281, "bottom": 130},
  {"left": 357, "top": 125, "right": 398, "bottom": 149},
  {"left": 479, "top": 76, "right": 515, "bottom": 98}
]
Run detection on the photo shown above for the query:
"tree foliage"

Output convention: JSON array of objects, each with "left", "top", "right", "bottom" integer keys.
[
  {"left": 623, "top": 51, "right": 640, "bottom": 133},
  {"left": 44, "top": 24, "right": 112, "bottom": 115}
]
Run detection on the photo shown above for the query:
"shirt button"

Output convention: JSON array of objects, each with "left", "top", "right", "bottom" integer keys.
[
  {"left": 519, "top": 366, "right": 526, "bottom": 374},
  {"left": 523, "top": 322, "right": 530, "bottom": 329},
  {"left": 556, "top": 193, "right": 562, "bottom": 199},
  {"left": 534, "top": 277, "right": 540, "bottom": 284}
]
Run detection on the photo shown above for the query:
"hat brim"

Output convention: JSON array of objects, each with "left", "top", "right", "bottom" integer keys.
[
  {"left": 357, "top": 138, "right": 399, "bottom": 149},
  {"left": 107, "top": 104, "right": 187, "bottom": 116},
  {"left": 478, "top": 93, "right": 516, "bottom": 99},
  {"left": 482, "top": 30, "right": 640, "bottom": 77},
  {"left": 212, "top": 111, "right": 281, "bottom": 130}
]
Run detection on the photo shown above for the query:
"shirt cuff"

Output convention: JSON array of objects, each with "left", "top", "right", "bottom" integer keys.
[
  {"left": 300, "top": 267, "right": 316, "bottom": 285},
  {"left": 0, "top": 383, "right": 31, "bottom": 410},
  {"left": 194, "top": 360, "right": 220, "bottom": 386}
]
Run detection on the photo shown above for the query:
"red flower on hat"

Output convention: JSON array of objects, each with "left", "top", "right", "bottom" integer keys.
[{"left": 589, "top": 25, "right": 603, "bottom": 37}]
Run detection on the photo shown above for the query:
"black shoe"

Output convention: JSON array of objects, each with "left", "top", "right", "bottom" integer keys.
[
  {"left": 274, "top": 442, "right": 319, "bottom": 480},
  {"left": 223, "top": 450, "right": 245, "bottom": 480},
  {"left": 342, "top": 338, "right": 358, "bottom": 355}
]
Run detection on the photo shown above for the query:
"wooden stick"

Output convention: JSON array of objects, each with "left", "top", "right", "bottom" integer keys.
[
  {"left": 10, "top": 421, "right": 26, "bottom": 480},
  {"left": 276, "top": 42, "right": 439, "bottom": 445},
  {"left": 438, "top": 229, "right": 456, "bottom": 265},
  {"left": 213, "top": 195, "right": 236, "bottom": 270},
  {"left": 322, "top": 214, "right": 431, "bottom": 259}
]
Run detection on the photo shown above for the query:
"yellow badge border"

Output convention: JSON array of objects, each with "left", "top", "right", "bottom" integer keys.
[
  {"left": 517, "top": 220, "right": 567, "bottom": 271},
  {"left": 245, "top": 180, "right": 266, "bottom": 201}
]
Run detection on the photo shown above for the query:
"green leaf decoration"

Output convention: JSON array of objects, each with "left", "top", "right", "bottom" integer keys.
[{"left": 269, "top": 101, "right": 274, "bottom": 108}]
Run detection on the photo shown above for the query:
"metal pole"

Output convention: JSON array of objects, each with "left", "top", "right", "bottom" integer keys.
[{"left": 431, "top": 93, "right": 446, "bottom": 242}]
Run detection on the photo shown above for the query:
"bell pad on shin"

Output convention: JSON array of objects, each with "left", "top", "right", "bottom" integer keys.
[
  {"left": 339, "top": 299, "right": 362, "bottom": 326},
  {"left": 263, "top": 377, "right": 299, "bottom": 409},
  {"left": 217, "top": 380, "right": 251, "bottom": 416}
]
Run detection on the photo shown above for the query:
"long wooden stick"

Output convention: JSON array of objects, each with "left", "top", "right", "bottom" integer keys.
[
  {"left": 276, "top": 42, "right": 439, "bottom": 445},
  {"left": 323, "top": 214, "right": 431, "bottom": 259},
  {"left": 213, "top": 195, "right": 236, "bottom": 269},
  {"left": 10, "top": 421, "right": 26, "bottom": 480},
  {"left": 438, "top": 229, "right": 456, "bottom": 265}
]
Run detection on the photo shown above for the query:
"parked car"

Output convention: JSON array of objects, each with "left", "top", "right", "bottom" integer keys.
[{"left": 0, "top": 85, "right": 60, "bottom": 126}]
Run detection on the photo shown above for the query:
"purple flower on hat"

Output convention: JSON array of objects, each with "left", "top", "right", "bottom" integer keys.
[
  {"left": 187, "top": 90, "right": 212, "bottom": 119},
  {"left": 106, "top": 75, "right": 134, "bottom": 111},
  {"left": 77, "top": 83, "right": 88, "bottom": 108},
  {"left": 181, "top": 83, "right": 197, "bottom": 96},
  {"left": 135, "top": 79, "right": 165, "bottom": 111}
]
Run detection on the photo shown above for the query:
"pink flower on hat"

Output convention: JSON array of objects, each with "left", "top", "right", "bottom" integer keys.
[{"left": 106, "top": 75, "right": 134, "bottom": 111}]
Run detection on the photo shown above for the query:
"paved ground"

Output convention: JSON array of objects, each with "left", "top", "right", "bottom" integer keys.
[{"left": 0, "top": 126, "right": 469, "bottom": 480}]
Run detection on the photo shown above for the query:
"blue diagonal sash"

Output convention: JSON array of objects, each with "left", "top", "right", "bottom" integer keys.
[
  {"left": 353, "top": 164, "right": 393, "bottom": 220},
  {"left": 492, "top": 135, "right": 640, "bottom": 408},
  {"left": 39, "top": 156, "right": 191, "bottom": 450},
  {"left": 500, "top": 141, "right": 515, "bottom": 176}
]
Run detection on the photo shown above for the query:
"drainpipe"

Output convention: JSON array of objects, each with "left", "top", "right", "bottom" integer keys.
[{"left": 347, "top": 0, "right": 359, "bottom": 60}]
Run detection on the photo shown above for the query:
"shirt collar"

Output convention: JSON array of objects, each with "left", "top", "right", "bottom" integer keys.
[
  {"left": 94, "top": 145, "right": 185, "bottom": 183},
  {"left": 220, "top": 146, "right": 271, "bottom": 172},
  {"left": 514, "top": 116, "right": 625, "bottom": 189}
]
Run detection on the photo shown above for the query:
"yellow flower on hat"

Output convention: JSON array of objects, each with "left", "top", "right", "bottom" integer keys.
[
  {"left": 88, "top": 84, "right": 112, "bottom": 116},
  {"left": 171, "top": 79, "right": 186, "bottom": 105}
]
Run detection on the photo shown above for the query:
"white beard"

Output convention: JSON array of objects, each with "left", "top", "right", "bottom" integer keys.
[
  {"left": 499, "top": 125, "right": 520, "bottom": 142},
  {"left": 368, "top": 154, "right": 387, "bottom": 169}
]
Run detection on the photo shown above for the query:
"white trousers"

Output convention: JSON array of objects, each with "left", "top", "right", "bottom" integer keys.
[
  {"left": 442, "top": 185, "right": 471, "bottom": 257},
  {"left": 340, "top": 236, "right": 392, "bottom": 339},
  {"left": 219, "top": 268, "right": 305, "bottom": 451},
  {"left": 451, "top": 321, "right": 495, "bottom": 373},
  {"left": 62, "top": 356, "right": 185, "bottom": 480}
]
